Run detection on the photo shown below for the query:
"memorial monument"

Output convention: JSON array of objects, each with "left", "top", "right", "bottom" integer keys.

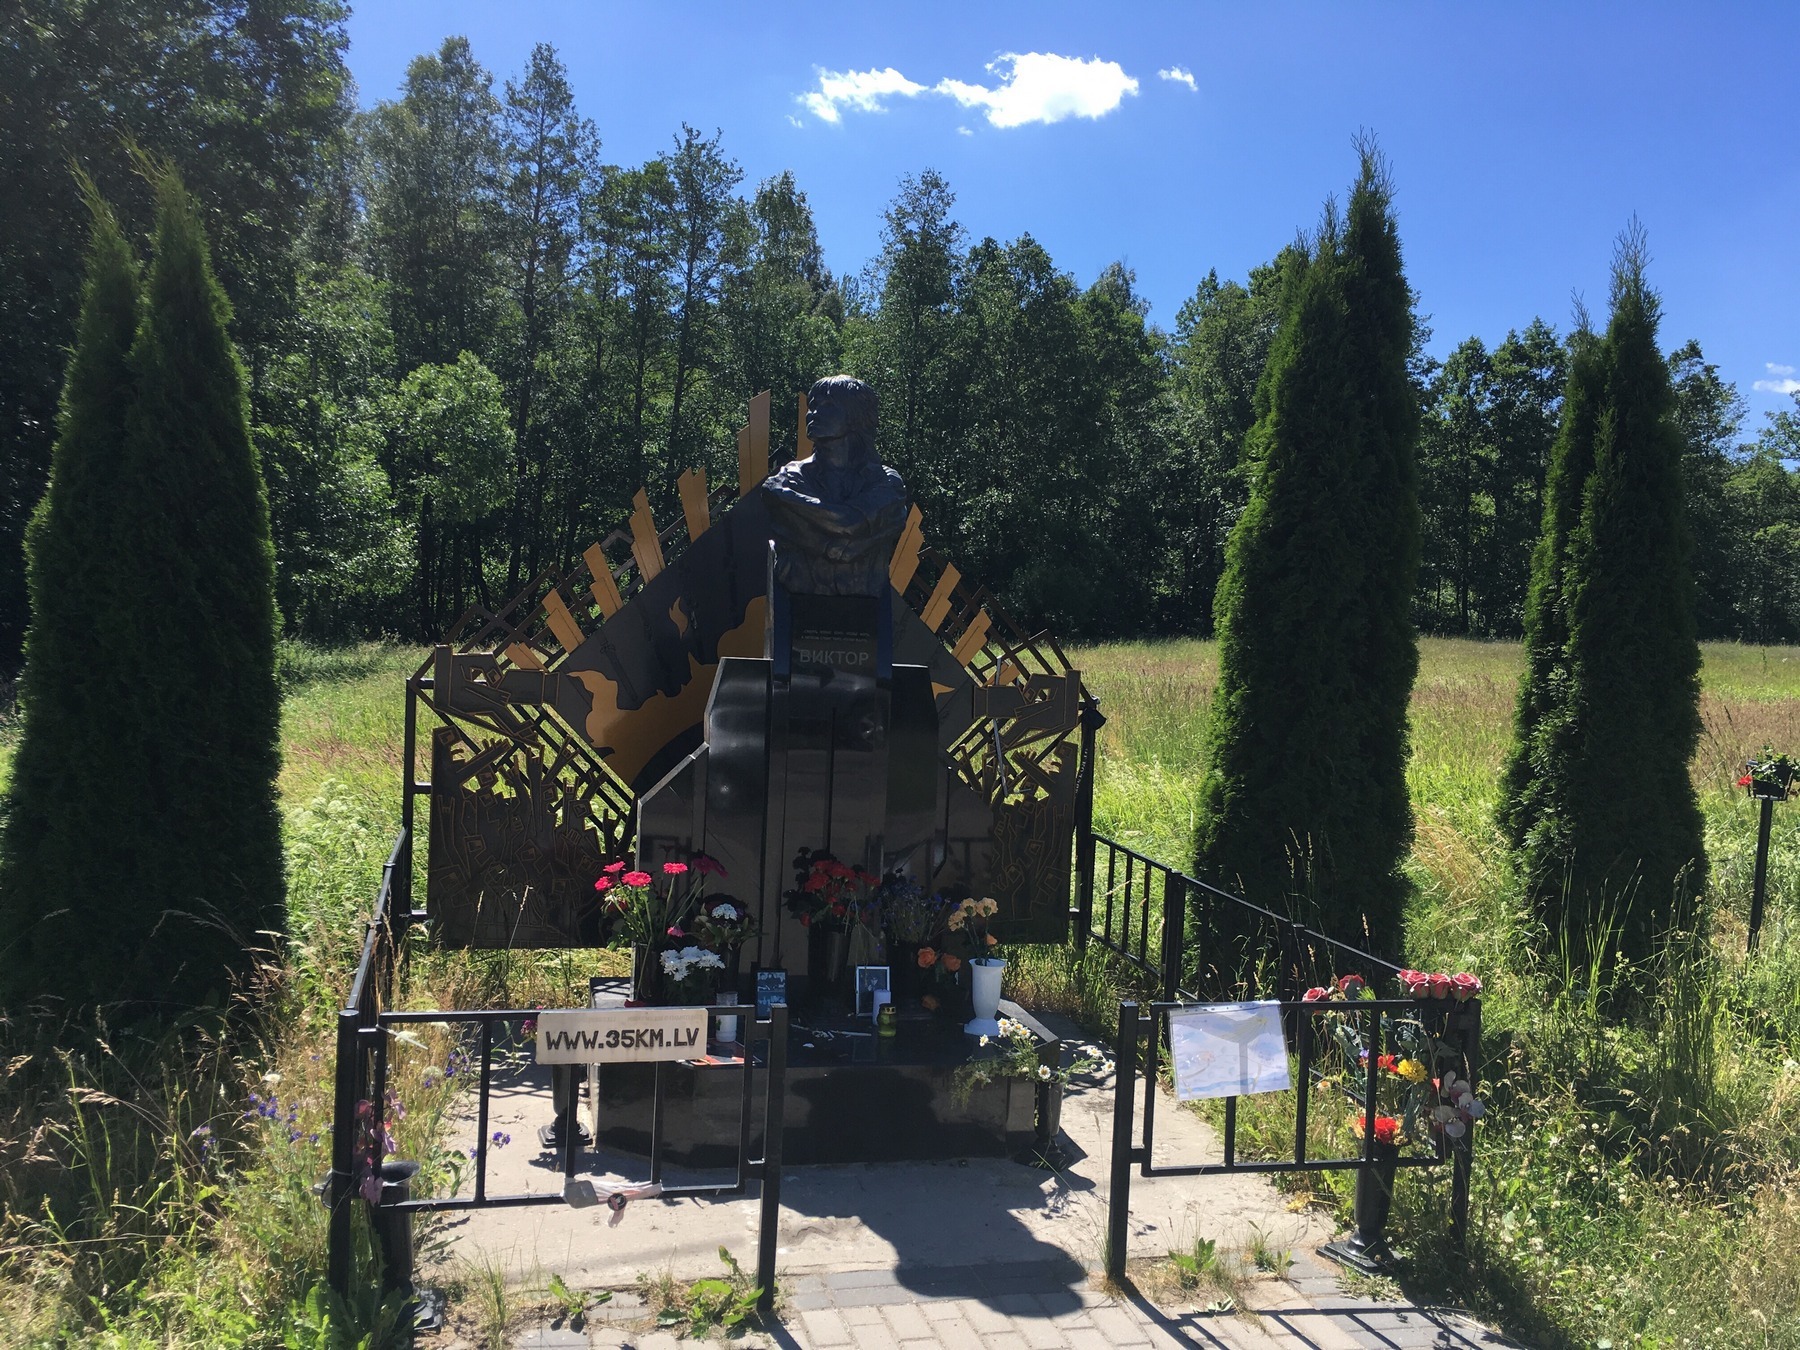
[{"left": 416, "top": 378, "right": 1089, "bottom": 985}]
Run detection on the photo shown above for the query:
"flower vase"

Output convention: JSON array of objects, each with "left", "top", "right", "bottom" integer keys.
[
  {"left": 807, "top": 920, "right": 848, "bottom": 1001},
  {"left": 630, "top": 942, "right": 662, "bottom": 1005},
  {"left": 890, "top": 943, "right": 921, "bottom": 1003},
  {"left": 965, "top": 957, "right": 1007, "bottom": 1038},
  {"left": 1349, "top": 1141, "right": 1400, "bottom": 1261}
]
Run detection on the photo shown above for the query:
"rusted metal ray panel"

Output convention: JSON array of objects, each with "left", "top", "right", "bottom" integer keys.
[
  {"left": 583, "top": 544, "right": 624, "bottom": 617},
  {"left": 540, "top": 588, "right": 584, "bottom": 654},
  {"left": 504, "top": 642, "right": 544, "bottom": 671},
  {"left": 735, "top": 427, "right": 752, "bottom": 497},
  {"left": 920, "top": 564, "right": 961, "bottom": 631},
  {"left": 889, "top": 505, "right": 925, "bottom": 592},
  {"left": 749, "top": 389, "right": 770, "bottom": 477},
  {"left": 952, "top": 609, "right": 992, "bottom": 667},
  {"left": 795, "top": 391, "right": 813, "bottom": 461},
  {"left": 678, "top": 468, "right": 710, "bottom": 542},
  {"left": 629, "top": 489, "right": 664, "bottom": 581}
]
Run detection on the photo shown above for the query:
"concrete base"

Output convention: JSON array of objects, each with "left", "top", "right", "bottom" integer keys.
[{"left": 414, "top": 1013, "right": 1332, "bottom": 1293}]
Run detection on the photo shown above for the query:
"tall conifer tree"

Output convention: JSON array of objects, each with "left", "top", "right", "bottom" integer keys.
[
  {"left": 0, "top": 196, "right": 142, "bottom": 1006},
  {"left": 1503, "top": 232, "right": 1705, "bottom": 970},
  {"left": 1497, "top": 318, "right": 1602, "bottom": 852},
  {"left": 112, "top": 171, "right": 285, "bottom": 1010},
  {"left": 1193, "top": 146, "right": 1421, "bottom": 960}
]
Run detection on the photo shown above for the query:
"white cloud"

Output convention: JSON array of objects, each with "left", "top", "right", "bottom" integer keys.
[
  {"left": 1158, "top": 66, "right": 1198, "bottom": 91},
  {"left": 956, "top": 125, "right": 973, "bottom": 137},
  {"left": 936, "top": 52, "right": 1139, "bottom": 128},
  {"left": 799, "top": 66, "right": 928, "bottom": 123},
  {"left": 1755, "top": 362, "right": 1800, "bottom": 394}
]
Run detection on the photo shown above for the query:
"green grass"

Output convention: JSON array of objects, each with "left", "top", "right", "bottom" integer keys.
[
  {"left": 4, "top": 635, "right": 1799, "bottom": 1347},
  {"left": 1074, "top": 637, "right": 1800, "bottom": 1350},
  {"left": 0, "top": 643, "right": 622, "bottom": 1347}
]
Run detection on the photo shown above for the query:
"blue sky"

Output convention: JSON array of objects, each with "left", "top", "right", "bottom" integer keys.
[{"left": 344, "top": 2, "right": 1800, "bottom": 424}]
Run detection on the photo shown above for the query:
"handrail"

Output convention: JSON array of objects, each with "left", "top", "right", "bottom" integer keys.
[
  {"left": 1083, "top": 830, "right": 1405, "bottom": 1004},
  {"left": 345, "top": 826, "right": 410, "bottom": 1015}
]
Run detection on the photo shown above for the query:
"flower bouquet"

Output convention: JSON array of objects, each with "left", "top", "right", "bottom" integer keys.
[
  {"left": 1304, "top": 971, "right": 1486, "bottom": 1151},
  {"left": 659, "top": 945, "right": 726, "bottom": 1004},
  {"left": 783, "top": 848, "right": 879, "bottom": 999},
  {"left": 594, "top": 853, "right": 725, "bottom": 1002},
  {"left": 878, "top": 877, "right": 944, "bottom": 1004},
  {"left": 1740, "top": 746, "right": 1796, "bottom": 801},
  {"left": 951, "top": 1016, "right": 1109, "bottom": 1104},
  {"left": 946, "top": 897, "right": 1004, "bottom": 1031}
]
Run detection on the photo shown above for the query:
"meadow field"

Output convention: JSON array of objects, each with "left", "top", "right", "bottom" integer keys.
[
  {"left": 1077, "top": 638, "right": 1800, "bottom": 1349},
  {"left": 1, "top": 637, "right": 1797, "bottom": 1347}
]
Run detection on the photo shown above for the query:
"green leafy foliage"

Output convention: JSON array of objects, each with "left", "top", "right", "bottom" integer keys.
[
  {"left": 105, "top": 169, "right": 286, "bottom": 1011},
  {"left": 654, "top": 1247, "right": 764, "bottom": 1337},
  {"left": 1193, "top": 145, "right": 1421, "bottom": 958},
  {"left": 1503, "top": 230, "right": 1707, "bottom": 974},
  {"left": 0, "top": 195, "right": 142, "bottom": 1005}
]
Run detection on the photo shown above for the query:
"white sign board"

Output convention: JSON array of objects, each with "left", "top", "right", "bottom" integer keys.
[
  {"left": 1168, "top": 1001, "right": 1292, "bottom": 1101},
  {"left": 536, "top": 1007, "right": 708, "bottom": 1064}
]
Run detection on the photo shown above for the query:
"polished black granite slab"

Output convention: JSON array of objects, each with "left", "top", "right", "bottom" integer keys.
[{"left": 590, "top": 1000, "right": 1053, "bottom": 1167}]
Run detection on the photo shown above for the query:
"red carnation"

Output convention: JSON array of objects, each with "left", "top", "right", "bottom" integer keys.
[
  {"left": 623, "top": 870, "right": 652, "bottom": 888},
  {"left": 603, "top": 860, "right": 628, "bottom": 874},
  {"left": 594, "top": 876, "right": 612, "bottom": 892},
  {"left": 663, "top": 861, "right": 689, "bottom": 876}
]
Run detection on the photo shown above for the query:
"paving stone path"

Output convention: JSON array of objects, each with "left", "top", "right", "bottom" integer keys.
[
  {"left": 492, "top": 1250, "right": 1521, "bottom": 1350},
  {"left": 417, "top": 1014, "right": 1526, "bottom": 1350}
]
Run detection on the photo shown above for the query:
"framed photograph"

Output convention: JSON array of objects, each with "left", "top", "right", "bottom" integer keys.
[
  {"left": 854, "top": 965, "right": 890, "bottom": 1018},
  {"left": 754, "top": 968, "right": 788, "bottom": 1020}
]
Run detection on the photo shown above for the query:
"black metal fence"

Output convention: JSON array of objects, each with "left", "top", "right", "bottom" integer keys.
[
  {"left": 1074, "top": 830, "right": 1415, "bottom": 1003},
  {"left": 1069, "top": 799, "right": 1482, "bottom": 1279},
  {"left": 1105, "top": 995, "right": 1479, "bottom": 1280},
  {"left": 323, "top": 825, "right": 789, "bottom": 1315}
]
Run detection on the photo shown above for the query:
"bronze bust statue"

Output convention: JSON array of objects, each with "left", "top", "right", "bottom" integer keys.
[{"left": 760, "top": 375, "right": 909, "bottom": 596}]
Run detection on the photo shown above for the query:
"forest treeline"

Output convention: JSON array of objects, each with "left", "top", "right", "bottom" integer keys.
[{"left": 5, "top": 5, "right": 1799, "bottom": 667}]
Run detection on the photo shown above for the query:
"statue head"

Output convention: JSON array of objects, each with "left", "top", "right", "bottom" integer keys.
[{"left": 805, "top": 376, "right": 878, "bottom": 457}]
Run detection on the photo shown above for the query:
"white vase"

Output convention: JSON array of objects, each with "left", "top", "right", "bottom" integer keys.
[{"left": 965, "top": 957, "right": 1007, "bottom": 1038}]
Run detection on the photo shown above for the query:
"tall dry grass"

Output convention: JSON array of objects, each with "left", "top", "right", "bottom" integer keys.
[{"left": 1074, "top": 635, "right": 1800, "bottom": 1349}]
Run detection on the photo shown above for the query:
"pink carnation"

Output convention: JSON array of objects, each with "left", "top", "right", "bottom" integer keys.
[
  {"left": 1301, "top": 987, "right": 1331, "bottom": 1003},
  {"left": 623, "top": 871, "right": 653, "bottom": 887}
]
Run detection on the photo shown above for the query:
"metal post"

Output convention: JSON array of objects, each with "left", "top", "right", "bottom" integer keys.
[
  {"left": 1072, "top": 697, "right": 1103, "bottom": 950},
  {"left": 400, "top": 675, "right": 418, "bottom": 931},
  {"left": 1161, "top": 874, "right": 1187, "bottom": 1002},
  {"left": 1106, "top": 1002, "right": 1139, "bottom": 1283},
  {"left": 756, "top": 1004, "right": 788, "bottom": 1314},
  {"left": 1749, "top": 794, "right": 1776, "bottom": 953},
  {"left": 1451, "top": 999, "right": 1481, "bottom": 1252},
  {"left": 326, "top": 1009, "right": 359, "bottom": 1299}
]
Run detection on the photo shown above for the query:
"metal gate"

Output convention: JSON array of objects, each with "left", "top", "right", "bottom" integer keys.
[
  {"left": 1072, "top": 827, "right": 1482, "bottom": 1279},
  {"left": 323, "top": 827, "right": 788, "bottom": 1317}
]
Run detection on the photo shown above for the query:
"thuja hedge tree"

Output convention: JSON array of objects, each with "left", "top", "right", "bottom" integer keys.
[
  {"left": 1193, "top": 146, "right": 1421, "bottom": 961},
  {"left": 0, "top": 171, "right": 284, "bottom": 1012},
  {"left": 1499, "top": 232, "right": 1705, "bottom": 973},
  {"left": 0, "top": 193, "right": 142, "bottom": 1006}
]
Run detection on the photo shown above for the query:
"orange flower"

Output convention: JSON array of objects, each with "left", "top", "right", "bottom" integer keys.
[
  {"left": 917, "top": 946, "right": 938, "bottom": 969},
  {"left": 984, "top": 933, "right": 998, "bottom": 946},
  {"left": 942, "top": 954, "right": 963, "bottom": 973},
  {"left": 921, "top": 994, "right": 940, "bottom": 1011}
]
